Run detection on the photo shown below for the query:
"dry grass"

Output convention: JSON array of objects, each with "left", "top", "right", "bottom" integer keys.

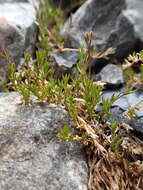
[{"left": 85, "top": 122, "right": 143, "bottom": 190}]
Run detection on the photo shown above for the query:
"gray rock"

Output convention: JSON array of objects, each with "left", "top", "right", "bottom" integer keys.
[
  {"left": 108, "top": 106, "right": 143, "bottom": 135},
  {"left": 0, "top": 92, "right": 88, "bottom": 190},
  {"left": 95, "top": 64, "right": 124, "bottom": 86},
  {"left": 49, "top": 51, "right": 79, "bottom": 79},
  {"left": 0, "top": 0, "right": 41, "bottom": 88},
  {"left": 100, "top": 88, "right": 143, "bottom": 134},
  {"left": 113, "top": 89, "right": 143, "bottom": 117},
  {"left": 0, "top": 1, "right": 37, "bottom": 59},
  {"left": 102, "top": 88, "right": 143, "bottom": 117},
  {"left": 50, "top": 51, "right": 79, "bottom": 68},
  {"left": 0, "top": 17, "right": 24, "bottom": 65},
  {"left": 60, "top": 0, "right": 143, "bottom": 60}
]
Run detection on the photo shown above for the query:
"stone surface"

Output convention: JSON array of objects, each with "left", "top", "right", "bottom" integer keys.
[
  {"left": 49, "top": 51, "right": 79, "bottom": 79},
  {"left": 0, "top": 0, "right": 41, "bottom": 87},
  {"left": 101, "top": 88, "right": 143, "bottom": 134},
  {"left": 113, "top": 88, "right": 143, "bottom": 117},
  {"left": 95, "top": 64, "right": 124, "bottom": 86},
  {"left": 0, "top": 1, "right": 38, "bottom": 59},
  {"left": 50, "top": 51, "right": 79, "bottom": 68},
  {"left": 103, "top": 88, "right": 143, "bottom": 116},
  {"left": 60, "top": 0, "right": 143, "bottom": 60},
  {"left": 0, "top": 92, "right": 88, "bottom": 190},
  {"left": 0, "top": 17, "right": 24, "bottom": 65}
]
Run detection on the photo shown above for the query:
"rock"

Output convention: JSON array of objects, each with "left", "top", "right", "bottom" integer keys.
[
  {"left": 95, "top": 64, "right": 124, "bottom": 87},
  {"left": 50, "top": 51, "right": 79, "bottom": 68},
  {"left": 0, "top": 17, "right": 24, "bottom": 65},
  {"left": 49, "top": 51, "right": 79, "bottom": 79},
  {"left": 0, "top": 0, "right": 41, "bottom": 87},
  {"left": 0, "top": 1, "right": 38, "bottom": 59},
  {"left": 109, "top": 107, "right": 143, "bottom": 137},
  {"left": 113, "top": 88, "right": 143, "bottom": 117},
  {"left": 103, "top": 88, "right": 143, "bottom": 115},
  {"left": 60, "top": 0, "right": 143, "bottom": 60},
  {"left": 0, "top": 92, "right": 88, "bottom": 190},
  {"left": 100, "top": 88, "right": 143, "bottom": 134}
]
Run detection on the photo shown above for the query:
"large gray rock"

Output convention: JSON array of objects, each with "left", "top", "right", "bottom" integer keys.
[
  {"left": 0, "top": 92, "right": 88, "bottom": 190},
  {"left": 60, "top": 0, "right": 143, "bottom": 60}
]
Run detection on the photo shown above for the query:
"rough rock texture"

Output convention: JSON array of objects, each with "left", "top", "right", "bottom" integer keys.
[
  {"left": 113, "top": 88, "right": 143, "bottom": 117},
  {"left": 61, "top": 0, "right": 143, "bottom": 60},
  {"left": 49, "top": 51, "right": 79, "bottom": 79},
  {"left": 0, "top": 0, "right": 38, "bottom": 62},
  {"left": 0, "top": 92, "right": 88, "bottom": 190},
  {"left": 102, "top": 88, "right": 143, "bottom": 117},
  {"left": 0, "top": 0, "right": 41, "bottom": 86},
  {"left": 50, "top": 51, "right": 79, "bottom": 68},
  {"left": 102, "top": 88, "right": 143, "bottom": 134},
  {"left": 95, "top": 64, "right": 124, "bottom": 87},
  {"left": 0, "top": 17, "right": 24, "bottom": 65}
]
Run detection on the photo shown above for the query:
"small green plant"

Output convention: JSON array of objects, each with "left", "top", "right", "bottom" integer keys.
[
  {"left": 100, "top": 93, "right": 124, "bottom": 122},
  {"left": 82, "top": 77, "right": 102, "bottom": 118},
  {"left": 124, "top": 108, "right": 136, "bottom": 120},
  {"left": 37, "top": 0, "right": 64, "bottom": 51},
  {"left": 111, "top": 135, "right": 122, "bottom": 151},
  {"left": 6, "top": 50, "right": 56, "bottom": 104},
  {"left": 3, "top": 1, "right": 143, "bottom": 189},
  {"left": 18, "top": 84, "right": 31, "bottom": 105},
  {"left": 58, "top": 124, "right": 74, "bottom": 141},
  {"left": 124, "top": 68, "right": 135, "bottom": 89},
  {"left": 140, "top": 64, "right": 143, "bottom": 83},
  {"left": 111, "top": 120, "right": 118, "bottom": 134}
]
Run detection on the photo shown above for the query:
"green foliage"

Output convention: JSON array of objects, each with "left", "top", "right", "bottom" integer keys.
[
  {"left": 111, "top": 136, "right": 122, "bottom": 151},
  {"left": 58, "top": 125, "right": 74, "bottom": 141},
  {"left": 138, "top": 49, "right": 143, "bottom": 57},
  {"left": 100, "top": 94, "right": 121, "bottom": 122},
  {"left": 3, "top": 2, "right": 143, "bottom": 188},
  {"left": 124, "top": 68, "right": 135, "bottom": 89},
  {"left": 140, "top": 64, "right": 143, "bottom": 83},
  {"left": 5, "top": 0, "right": 138, "bottom": 155},
  {"left": 18, "top": 84, "right": 31, "bottom": 105},
  {"left": 110, "top": 121, "right": 122, "bottom": 151},
  {"left": 82, "top": 77, "right": 102, "bottom": 118},
  {"left": 37, "top": 0, "right": 64, "bottom": 50},
  {"left": 125, "top": 108, "right": 136, "bottom": 120},
  {"left": 111, "top": 120, "right": 118, "bottom": 134},
  {"left": 6, "top": 50, "right": 56, "bottom": 103},
  {"left": 76, "top": 47, "right": 88, "bottom": 76}
]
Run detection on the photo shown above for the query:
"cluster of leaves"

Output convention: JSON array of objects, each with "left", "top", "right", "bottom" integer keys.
[
  {"left": 6, "top": 34, "right": 122, "bottom": 150},
  {"left": 6, "top": 51, "right": 56, "bottom": 104}
]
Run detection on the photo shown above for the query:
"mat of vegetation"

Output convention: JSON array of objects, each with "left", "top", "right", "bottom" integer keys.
[{"left": 3, "top": 0, "right": 143, "bottom": 189}]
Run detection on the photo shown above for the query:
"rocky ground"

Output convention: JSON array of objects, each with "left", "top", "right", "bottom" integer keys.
[{"left": 0, "top": 0, "right": 143, "bottom": 189}]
